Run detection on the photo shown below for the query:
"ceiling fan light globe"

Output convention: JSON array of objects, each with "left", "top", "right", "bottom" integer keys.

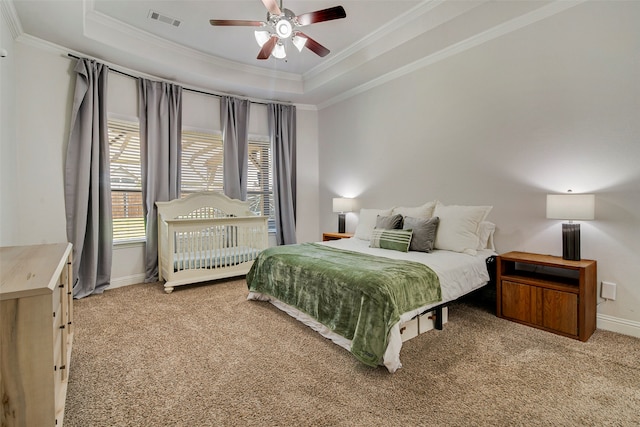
[
  {"left": 275, "top": 19, "right": 292, "bottom": 38},
  {"left": 254, "top": 30, "right": 271, "bottom": 47},
  {"left": 292, "top": 34, "right": 307, "bottom": 52},
  {"left": 272, "top": 42, "right": 286, "bottom": 59}
]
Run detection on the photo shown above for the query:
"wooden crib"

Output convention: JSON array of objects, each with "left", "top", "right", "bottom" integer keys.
[{"left": 156, "top": 192, "right": 269, "bottom": 293}]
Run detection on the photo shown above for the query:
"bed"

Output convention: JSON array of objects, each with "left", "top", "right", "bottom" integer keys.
[
  {"left": 156, "top": 192, "right": 269, "bottom": 293},
  {"left": 246, "top": 201, "right": 497, "bottom": 372}
]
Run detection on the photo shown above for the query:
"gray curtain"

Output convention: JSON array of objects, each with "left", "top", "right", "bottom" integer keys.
[
  {"left": 64, "top": 58, "right": 112, "bottom": 298},
  {"left": 221, "top": 96, "right": 250, "bottom": 200},
  {"left": 138, "top": 78, "right": 182, "bottom": 282},
  {"left": 269, "top": 103, "right": 297, "bottom": 245}
]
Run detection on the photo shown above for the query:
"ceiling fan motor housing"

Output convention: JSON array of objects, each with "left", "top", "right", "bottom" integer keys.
[
  {"left": 269, "top": 8, "right": 296, "bottom": 39},
  {"left": 275, "top": 19, "right": 292, "bottom": 38}
]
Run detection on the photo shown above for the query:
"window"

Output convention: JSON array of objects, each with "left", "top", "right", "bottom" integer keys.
[
  {"left": 247, "top": 138, "right": 275, "bottom": 230},
  {"left": 181, "top": 130, "right": 224, "bottom": 194},
  {"left": 108, "top": 119, "right": 145, "bottom": 242},
  {"left": 181, "top": 130, "right": 275, "bottom": 229},
  {"left": 108, "top": 118, "right": 274, "bottom": 243}
]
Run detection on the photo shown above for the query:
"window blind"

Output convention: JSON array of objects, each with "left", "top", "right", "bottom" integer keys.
[
  {"left": 107, "top": 120, "right": 275, "bottom": 242},
  {"left": 108, "top": 119, "right": 145, "bottom": 242},
  {"left": 247, "top": 139, "right": 275, "bottom": 228},
  {"left": 181, "top": 131, "right": 224, "bottom": 194}
]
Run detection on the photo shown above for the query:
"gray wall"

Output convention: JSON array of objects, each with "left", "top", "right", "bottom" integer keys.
[
  {"left": 1, "top": 13, "right": 17, "bottom": 244},
  {"left": 318, "top": 2, "right": 640, "bottom": 329}
]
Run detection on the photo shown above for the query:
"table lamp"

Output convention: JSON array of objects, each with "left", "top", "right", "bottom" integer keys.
[
  {"left": 546, "top": 192, "right": 595, "bottom": 260},
  {"left": 332, "top": 198, "right": 354, "bottom": 233}
]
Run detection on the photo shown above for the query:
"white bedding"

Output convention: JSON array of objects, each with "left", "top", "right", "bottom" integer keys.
[{"left": 248, "top": 238, "right": 496, "bottom": 373}]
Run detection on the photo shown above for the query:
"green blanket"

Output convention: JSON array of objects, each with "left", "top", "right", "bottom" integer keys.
[{"left": 246, "top": 243, "right": 441, "bottom": 367}]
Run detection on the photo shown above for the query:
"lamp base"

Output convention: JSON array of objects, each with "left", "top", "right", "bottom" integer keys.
[
  {"left": 562, "top": 223, "right": 581, "bottom": 261},
  {"left": 338, "top": 213, "right": 346, "bottom": 234}
]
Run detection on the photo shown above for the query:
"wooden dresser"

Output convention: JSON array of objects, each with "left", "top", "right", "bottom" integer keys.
[{"left": 1, "top": 243, "right": 73, "bottom": 427}]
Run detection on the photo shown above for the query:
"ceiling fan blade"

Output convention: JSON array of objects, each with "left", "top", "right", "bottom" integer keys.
[
  {"left": 296, "top": 6, "right": 346, "bottom": 26},
  {"left": 261, "top": 0, "right": 282, "bottom": 16},
  {"left": 210, "top": 19, "right": 264, "bottom": 27},
  {"left": 257, "top": 36, "right": 278, "bottom": 60},
  {"left": 297, "top": 32, "right": 330, "bottom": 57}
]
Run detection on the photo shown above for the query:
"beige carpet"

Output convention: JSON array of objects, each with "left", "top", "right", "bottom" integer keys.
[{"left": 64, "top": 279, "right": 640, "bottom": 426}]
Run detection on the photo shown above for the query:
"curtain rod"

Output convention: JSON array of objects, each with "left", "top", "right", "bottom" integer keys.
[{"left": 67, "top": 53, "right": 278, "bottom": 106}]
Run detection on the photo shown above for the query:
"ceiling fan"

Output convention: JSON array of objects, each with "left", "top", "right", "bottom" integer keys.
[{"left": 209, "top": 0, "right": 346, "bottom": 60}]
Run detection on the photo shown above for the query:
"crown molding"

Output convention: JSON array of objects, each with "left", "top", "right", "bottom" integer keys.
[
  {"left": 83, "top": 1, "right": 301, "bottom": 84},
  {"left": 1, "top": 0, "right": 24, "bottom": 39},
  {"left": 15, "top": 33, "right": 69, "bottom": 56},
  {"left": 304, "top": 0, "right": 446, "bottom": 81},
  {"left": 16, "top": 32, "right": 319, "bottom": 110},
  {"left": 317, "top": 0, "right": 585, "bottom": 110}
]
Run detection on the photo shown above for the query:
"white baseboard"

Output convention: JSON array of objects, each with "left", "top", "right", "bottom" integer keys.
[
  {"left": 105, "top": 276, "right": 639, "bottom": 340},
  {"left": 108, "top": 274, "right": 146, "bottom": 290},
  {"left": 597, "top": 314, "right": 640, "bottom": 339}
]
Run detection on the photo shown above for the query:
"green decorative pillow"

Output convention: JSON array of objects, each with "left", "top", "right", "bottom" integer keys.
[{"left": 370, "top": 229, "right": 413, "bottom": 252}]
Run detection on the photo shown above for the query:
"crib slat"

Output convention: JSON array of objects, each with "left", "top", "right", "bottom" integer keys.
[{"left": 158, "top": 194, "right": 268, "bottom": 291}]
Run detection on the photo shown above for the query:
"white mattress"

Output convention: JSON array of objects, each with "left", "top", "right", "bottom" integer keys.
[
  {"left": 322, "top": 237, "right": 495, "bottom": 317},
  {"left": 248, "top": 238, "right": 496, "bottom": 373}
]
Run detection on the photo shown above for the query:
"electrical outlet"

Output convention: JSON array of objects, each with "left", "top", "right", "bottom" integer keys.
[{"left": 601, "top": 281, "right": 617, "bottom": 300}]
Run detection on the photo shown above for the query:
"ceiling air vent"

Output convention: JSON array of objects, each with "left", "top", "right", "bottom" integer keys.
[{"left": 148, "top": 10, "right": 181, "bottom": 27}]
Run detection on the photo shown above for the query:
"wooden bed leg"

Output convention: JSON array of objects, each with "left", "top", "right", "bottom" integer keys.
[
  {"left": 164, "top": 285, "right": 174, "bottom": 294},
  {"left": 435, "top": 306, "right": 444, "bottom": 330}
]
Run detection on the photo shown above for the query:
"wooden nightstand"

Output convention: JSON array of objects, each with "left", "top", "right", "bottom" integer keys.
[
  {"left": 496, "top": 251, "right": 597, "bottom": 341},
  {"left": 322, "top": 232, "right": 354, "bottom": 241}
]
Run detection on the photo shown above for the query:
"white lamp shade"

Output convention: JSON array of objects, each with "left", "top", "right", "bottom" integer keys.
[
  {"left": 546, "top": 194, "right": 595, "bottom": 220},
  {"left": 254, "top": 30, "right": 271, "bottom": 47},
  {"left": 272, "top": 42, "right": 286, "bottom": 59},
  {"left": 333, "top": 197, "right": 354, "bottom": 213},
  {"left": 292, "top": 34, "right": 307, "bottom": 52}
]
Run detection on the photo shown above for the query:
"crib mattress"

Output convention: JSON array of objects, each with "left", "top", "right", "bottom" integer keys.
[{"left": 173, "top": 247, "right": 260, "bottom": 271}]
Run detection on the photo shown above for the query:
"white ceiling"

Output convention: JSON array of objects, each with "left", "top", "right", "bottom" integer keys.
[{"left": 8, "top": 0, "right": 578, "bottom": 107}]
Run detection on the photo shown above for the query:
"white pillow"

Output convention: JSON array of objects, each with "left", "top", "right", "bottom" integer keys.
[
  {"left": 476, "top": 221, "right": 496, "bottom": 251},
  {"left": 392, "top": 200, "right": 437, "bottom": 219},
  {"left": 354, "top": 208, "right": 393, "bottom": 240},
  {"left": 433, "top": 203, "right": 492, "bottom": 255}
]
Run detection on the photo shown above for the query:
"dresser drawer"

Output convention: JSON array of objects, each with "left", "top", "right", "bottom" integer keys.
[{"left": 0, "top": 243, "right": 73, "bottom": 427}]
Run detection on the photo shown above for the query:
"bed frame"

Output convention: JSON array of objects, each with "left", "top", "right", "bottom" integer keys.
[
  {"left": 156, "top": 192, "right": 269, "bottom": 293},
  {"left": 399, "top": 256, "right": 495, "bottom": 340}
]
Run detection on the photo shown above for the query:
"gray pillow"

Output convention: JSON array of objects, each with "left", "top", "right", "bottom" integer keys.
[
  {"left": 403, "top": 216, "right": 439, "bottom": 252},
  {"left": 375, "top": 214, "right": 403, "bottom": 230}
]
